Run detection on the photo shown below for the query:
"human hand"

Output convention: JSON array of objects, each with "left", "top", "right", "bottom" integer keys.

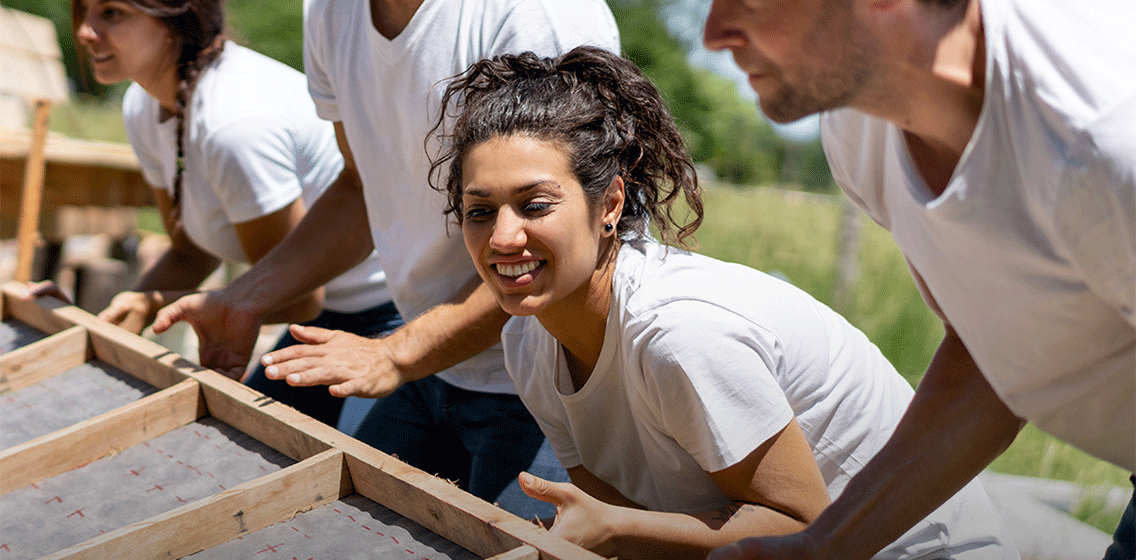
[
  {"left": 20, "top": 280, "right": 72, "bottom": 303},
  {"left": 260, "top": 324, "right": 406, "bottom": 398},
  {"left": 152, "top": 289, "right": 261, "bottom": 379},
  {"left": 518, "top": 472, "right": 617, "bottom": 555},
  {"left": 97, "top": 291, "right": 156, "bottom": 334},
  {"left": 707, "top": 532, "right": 822, "bottom": 560}
]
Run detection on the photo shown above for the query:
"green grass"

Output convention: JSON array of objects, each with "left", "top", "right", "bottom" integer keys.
[
  {"left": 45, "top": 94, "right": 129, "bottom": 143},
  {"left": 693, "top": 184, "right": 1130, "bottom": 531}
]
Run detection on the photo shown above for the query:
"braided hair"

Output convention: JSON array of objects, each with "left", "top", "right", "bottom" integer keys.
[
  {"left": 72, "top": 0, "right": 225, "bottom": 213},
  {"left": 429, "top": 46, "right": 703, "bottom": 246}
]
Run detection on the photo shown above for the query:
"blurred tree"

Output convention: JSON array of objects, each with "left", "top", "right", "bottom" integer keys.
[{"left": 8, "top": 0, "right": 831, "bottom": 190}]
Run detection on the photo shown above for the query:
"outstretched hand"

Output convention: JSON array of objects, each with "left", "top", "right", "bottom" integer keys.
[
  {"left": 153, "top": 290, "right": 261, "bottom": 379},
  {"left": 260, "top": 324, "right": 407, "bottom": 398},
  {"left": 518, "top": 472, "right": 617, "bottom": 555}
]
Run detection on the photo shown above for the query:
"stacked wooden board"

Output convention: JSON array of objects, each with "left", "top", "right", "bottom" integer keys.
[{"left": 0, "top": 281, "right": 601, "bottom": 560}]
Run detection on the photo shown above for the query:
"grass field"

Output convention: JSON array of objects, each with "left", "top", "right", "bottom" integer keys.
[{"left": 44, "top": 100, "right": 1131, "bottom": 532}]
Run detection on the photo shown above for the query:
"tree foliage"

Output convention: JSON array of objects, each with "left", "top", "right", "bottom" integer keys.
[{"left": 7, "top": 0, "right": 831, "bottom": 190}]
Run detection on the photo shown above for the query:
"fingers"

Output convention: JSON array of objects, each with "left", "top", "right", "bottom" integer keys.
[
  {"left": 288, "top": 324, "right": 335, "bottom": 344},
  {"left": 518, "top": 472, "right": 569, "bottom": 507},
  {"left": 151, "top": 303, "right": 183, "bottom": 333},
  {"left": 21, "top": 281, "right": 72, "bottom": 303}
]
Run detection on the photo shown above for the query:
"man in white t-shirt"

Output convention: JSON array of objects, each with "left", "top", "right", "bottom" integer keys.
[
  {"left": 154, "top": 0, "right": 619, "bottom": 512},
  {"left": 701, "top": 0, "right": 1135, "bottom": 559}
]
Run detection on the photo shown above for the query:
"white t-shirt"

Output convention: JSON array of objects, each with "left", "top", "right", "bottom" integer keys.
[
  {"left": 122, "top": 42, "right": 389, "bottom": 313},
  {"left": 821, "top": 0, "right": 1135, "bottom": 471},
  {"left": 505, "top": 240, "right": 1015, "bottom": 559},
  {"left": 302, "top": 0, "right": 619, "bottom": 392}
]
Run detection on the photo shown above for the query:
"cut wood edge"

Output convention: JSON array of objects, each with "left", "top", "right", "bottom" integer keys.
[
  {"left": 0, "top": 324, "right": 90, "bottom": 393},
  {"left": 42, "top": 448, "right": 351, "bottom": 560},
  {"left": 0, "top": 378, "right": 204, "bottom": 493},
  {"left": 487, "top": 545, "right": 541, "bottom": 560}
]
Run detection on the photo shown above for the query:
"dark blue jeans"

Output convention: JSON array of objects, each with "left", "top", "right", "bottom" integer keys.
[
  {"left": 244, "top": 301, "right": 403, "bottom": 427},
  {"left": 1104, "top": 475, "right": 1136, "bottom": 560},
  {"left": 354, "top": 375, "right": 547, "bottom": 505}
]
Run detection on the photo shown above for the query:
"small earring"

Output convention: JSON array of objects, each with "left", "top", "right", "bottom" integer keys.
[{"left": 604, "top": 223, "right": 614, "bottom": 233}]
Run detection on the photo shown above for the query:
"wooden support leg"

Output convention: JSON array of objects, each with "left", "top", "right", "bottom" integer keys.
[{"left": 15, "top": 99, "right": 52, "bottom": 282}]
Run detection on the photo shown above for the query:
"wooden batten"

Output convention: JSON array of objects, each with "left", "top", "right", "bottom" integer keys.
[
  {"left": 84, "top": 322, "right": 199, "bottom": 390},
  {"left": 488, "top": 545, "right": 541, "bottom": 560},
  {"left": 342, "top": 445, "right": 604, "bottom": 560},
  {"left": 191, "top": 369, "right": 335, "bottom": 462},
  {"left": 0, "top": 324, "right": 90, "bottom": 393},
  {"left": 1, "top": 283, "right": 77, "bottom": 333},
  {"left": 0, "top": 378, "right": 205, "bottom": 493},
  {"left": 42, "top": 449, "right": 351, "bottom": 560}
]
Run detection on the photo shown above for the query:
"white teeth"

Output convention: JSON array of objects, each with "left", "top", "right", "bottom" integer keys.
[{"left": 496, "top": 261, "right": 539, "bottom": 278}]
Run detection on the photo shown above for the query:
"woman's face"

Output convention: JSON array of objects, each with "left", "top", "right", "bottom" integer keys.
[
  {"left": 75, "top": 0, "right": 178, "bottom": 86},
  {"left": 460, "top": 135, "right": 621, "bottom": 319}
]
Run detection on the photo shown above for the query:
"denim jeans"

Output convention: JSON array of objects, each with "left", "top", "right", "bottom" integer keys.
[
  {"left": 1104, "top": 475, "right": 1136, "bottom": 560},
  {"left": 244, "top": 301, "right": 403, "bottom": 427},
  {"left": 354, "top": 375, "right": 547, "bottom": 507}
]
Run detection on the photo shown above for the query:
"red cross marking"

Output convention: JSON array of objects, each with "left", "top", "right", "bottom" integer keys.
[
  {"left": 45, "top": 496, "right": 62, "bottom": 504},
  {"left": 67, "top": 509, "right": 85, "bottom": 518},
  {"left": 147, "top": 484, "right": 164, "bottom": 492},
  {"left": 255, "top": 543, "right": 285, "bottom": 554}
]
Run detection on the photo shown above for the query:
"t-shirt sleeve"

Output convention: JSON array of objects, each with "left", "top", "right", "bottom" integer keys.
[
  {"left": 302, "top": 0, "right": 339, "bottom": 122},
  {"left": 488, "top": 0, "right": 620, "bottom": 58},
  {"left": 202, "top": 117, "right": 303, "bottom": 224},
  {"left": 628, "top": 300, "right": 796, "bottom": 473},
  {"left": 121, "top": 84, "right": 169, "bottom": 189}
]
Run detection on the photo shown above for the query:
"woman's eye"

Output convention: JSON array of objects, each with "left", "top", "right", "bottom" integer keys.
[
  {"left": 464, "top": 207, "right": 493, "bottom": 222},
  {"left": 101, "top": 8, "right": 122, "bottom": 20},
  {"left": 522, "top": 202, "right": 551, "bottom": 215}
]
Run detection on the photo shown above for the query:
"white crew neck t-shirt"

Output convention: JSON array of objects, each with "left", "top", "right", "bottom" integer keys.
[{"left": 123, "top": 42, "right": 389, "bottom": 312}]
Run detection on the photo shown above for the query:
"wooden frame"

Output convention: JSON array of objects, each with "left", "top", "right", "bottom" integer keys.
[{"left": 0, "top": 281, "right": 603, "bottom": 560}]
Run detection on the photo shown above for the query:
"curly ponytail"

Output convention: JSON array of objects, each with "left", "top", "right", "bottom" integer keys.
[{"left": 430, "top": 46, "right": 703, "bottom": 246}]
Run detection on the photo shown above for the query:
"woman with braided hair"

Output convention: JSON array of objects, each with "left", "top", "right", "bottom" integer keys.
[
  {"left": 61, "top": 0, "right": 397, "bottom": 429},
  {"left": 432, "top": 46, "right": 1016, "bottom": 560}
]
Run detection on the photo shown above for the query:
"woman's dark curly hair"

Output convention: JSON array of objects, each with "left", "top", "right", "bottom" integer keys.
[{"left": 429, "top": 46, "right": 703, "bottom": 245}]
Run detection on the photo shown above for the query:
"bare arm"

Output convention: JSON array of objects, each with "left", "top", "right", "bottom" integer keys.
[
  {"left": 521, "top": 419, "right": 831, "bottom": 560},
  {"left": 709, "top": 327, "right": 1024, "bottom": 560},
  {"left": 261, "top": 274, "right": 509, "bottom": 397},
  {"left": 153, "top": 122, "right": 374, "bottom": 375}
]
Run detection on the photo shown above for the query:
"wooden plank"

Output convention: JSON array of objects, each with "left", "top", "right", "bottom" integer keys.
[
  {"left": 193, "top": 368, "right": 335, "bottom": 462},
  {"left": 84, "top": 321, "right": 196, "bottom": 390},
  {"left": 0, "top": 378, "right": 204, "bottom": 493},
  {"left": 15, "top": 99, "right": 52, "bottom": 281},
  {"left": 488, "top": 545, "right": 541, "bottom": 560},
  {"left": 0, "top": 324, "right": 89, "bottom": 392},
  {"left": 1, "top": 283, "right": 76, "bottom": 333},
  {"left": 342, "top": 445, "right": 603, "bottom": 560},
  {"left": 43, "top": 448, "right": 351, "bottom": 560}
]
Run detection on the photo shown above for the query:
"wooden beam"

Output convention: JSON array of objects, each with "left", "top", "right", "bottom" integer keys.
[
  {"left": 84, "top": 321, "right": 196, "bottom": 390},
  {"left": 193, "top": 367, "right": 334, "bottom": 462},
  {"left": 488, "top": 545, "right": 541, "bottom": 560},
  {"left": 343, "top": 446, "right": 604, "bottom": 560},
  {"left": 43, "top": 449, "right": 351, "bottom": 560},
  {"left": 1, "top": 283, "right": 76, "bottom": 333},
  {"left": 0, "top": 324, "right": 90, "bottom": 393},
  {"left": 0, "top": 378, "right": 204, "bottom": 493},
  {"left": 15, "top": 99, "right": 52, "bottom": 282}
]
